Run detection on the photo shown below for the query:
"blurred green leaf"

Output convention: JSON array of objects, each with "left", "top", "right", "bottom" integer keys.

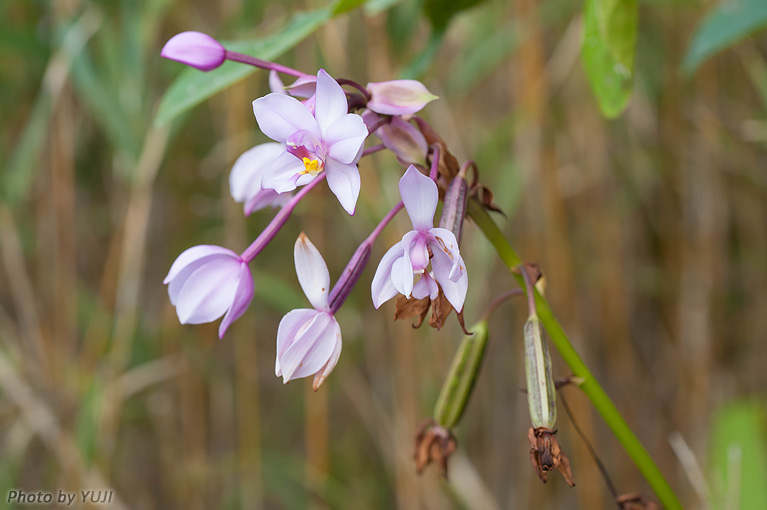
[
  {"left": 581, "top": 0, "right": 638, "bottom": 118},
  {"left": 708, "top": 399, "right": 767, "bottom": 509},
  {"left": 333, "top": 0, "right": 366, "bottom": 16},
  {"left": 682, "top": 0, "right": 767, "bottom": 75},
  {"left": 154, "top": 8, "right": 333, "bottom": 127},
  {"left": 422, "top": 0, "right": 486, "bottom": 31},
  {"left": 364, "top": 0, "right": 404, "bottom": 15}
]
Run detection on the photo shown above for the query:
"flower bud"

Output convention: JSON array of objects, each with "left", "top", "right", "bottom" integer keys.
[
  {"left": 377, "top": 117, "right": 428, "bottom": 166},
  {"left": 366, "top": 80, "right": 438, "bottom": 115},
  {"left": 524, "top": 316, "right": 557, "bottom": 429},
  {"left": 438, "top": 171, "right": 469, "bottom": 245},
  {"left": 433, "top": 321, "right": 489, "bottom": 429},
  {"left": 161, "top": 31, "right": 226, "bottom": 72}
]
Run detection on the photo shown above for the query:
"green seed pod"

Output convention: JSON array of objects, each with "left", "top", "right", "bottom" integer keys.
[
  {"left": 524, "top": 315, "right": 557, "bottom": 429},
  {"left": 433, "top": 321, "right": 489, "bottom": 429}
]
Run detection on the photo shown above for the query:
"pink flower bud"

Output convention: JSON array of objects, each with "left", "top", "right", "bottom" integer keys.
[
  {"left": 366, "top": 80, "right": 438, "bottom": 115},
  {"left": 161, "top": 31, "right": 226, "bottom": 72},
  {"left": 377, "top": 117, "right": 428, "bottom": 166}
]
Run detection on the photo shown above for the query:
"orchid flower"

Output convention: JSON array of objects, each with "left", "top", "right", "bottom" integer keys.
[
  {"left": 164, "top": 246, "right": 254, "bottom": 338},
  {"left": 252, "top": 69, "right": 368, "bottom": 215},
  {"left": 230, "top": 143, "right": 292, "bottom": 215},
  {"left": 161, "top": 31, "right": 226, "bottom": 71},
  {"left": 371, "top": 166, "right": 468, "bottom": 312},
  {"left": 276, "top": 233, "right": 342, "bottom": 389}
]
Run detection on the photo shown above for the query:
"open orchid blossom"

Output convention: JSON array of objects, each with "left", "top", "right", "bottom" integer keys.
[
  {"left": 371, "top": 166, "right": 468, "bottom": 312},
  {"left": 252, "top": 69, "right": 367, "bottom": 215},
  {"left": 230, "top": 143, "right": 292, "bottom": 215},
  {"left": 164, "top": 245, "right": 254, "bottom": 339},
  {"left": 366, "top": 80, "right": 438, "bottom": 116},
  {"left": 275, "top": 233, "right": 342, "bottom": 389},
  {"left": 161, "top": 31, "right": 226, "bottom": 71}
]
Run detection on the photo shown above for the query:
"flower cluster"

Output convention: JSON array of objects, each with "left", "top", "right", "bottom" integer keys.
[{"left": 161, "top": 32, "right": 467, "bottom": 389}]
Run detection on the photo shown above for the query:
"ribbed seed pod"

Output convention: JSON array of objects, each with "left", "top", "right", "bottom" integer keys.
[
  {"left": 433, "top": 321, "right": 489, "bottom": 429},
  {"left": 438, "top": 172, "right": 469, "bottom": 245},
  {"left": 524, "top": 315, "right": 557, "bottom": 429}
]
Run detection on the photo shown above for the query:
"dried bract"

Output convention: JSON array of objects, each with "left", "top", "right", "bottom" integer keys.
[{"left": 527, "top": 427, "right": 575, "bottom": 487}]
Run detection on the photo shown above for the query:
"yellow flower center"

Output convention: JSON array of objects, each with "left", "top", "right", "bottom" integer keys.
[{"left": 300, "top": 157, "right": 323, "bottom": 176}]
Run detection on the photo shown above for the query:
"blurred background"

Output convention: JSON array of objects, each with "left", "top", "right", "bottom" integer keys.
[{"left": 1, "top": 0, "right": 766, "bottom": 508}]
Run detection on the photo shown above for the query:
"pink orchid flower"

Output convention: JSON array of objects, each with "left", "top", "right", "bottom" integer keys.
[
  {"left": 229, "top": 143, "right": 292, "bottom": 215},
  {"left": 161, "top": 31, "right": 226, "bottom": 72},
  {"left": 371, "top": 166, "right": 468, "bottom": 312},
  {"left": 276, "top": 233, "right": 342, "bottom": 390},
  {"left": 252, "top": 69, "right": 368, "bottom": 215},
  {"left": 164, "top": 246, "right": 254, "bottom": 338}
]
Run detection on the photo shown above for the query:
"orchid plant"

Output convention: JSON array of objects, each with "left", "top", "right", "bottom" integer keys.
[{"left": 159, "top": 30, "right": 683, "bottom": 510}]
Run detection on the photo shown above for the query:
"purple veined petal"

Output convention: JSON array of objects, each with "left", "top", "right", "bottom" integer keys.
[
  {"left": 275, "top": 309, "right": 320, "bottom": 376},
  {"left": 371, "top": 242, "right": 405, "bottom": 308},
  {"left": 252, "top": 93, "right": 320, "bottom": 143},
  {"left": 431, "top": 248, "right": 468, "bottom": 312},
  {"left": 269, "top": 70, "right": 286, "bottom": 94},
  {"left": 174, "top": 258, "right": 242, "bottom": 324},
  {"left": 366, "top": 79, "right": 438, "bottom": 115},
  {"left": 324, "top": 158, "right": 361, "bottom": 215},
  {"left": 294, "top": 233, "right": 330, "bottom": 311},
  {"left": 325, "top": 114, "right": 368, "bottom": 164},
  {"left": 286, "top": 75, "right": 318, "bottom": 98},
  {"left": 279, "top": 312, "right": 338, "bottom": 382},
  {"left": 412, "top": 272, "right": 439, "bottom": 300},
  {"left": 164, "top": 245, "right": 236, "bottom": 284},
  {"left": 244, "top": 188, "right": 292, "bottom": 216},
  {"left": 428, "top": 228, "right": 463, "bottom": 281},
  {"left": 260, "top": 151, "right": 305, "bottom": 193},
  {"left": 161, "top": 31, "right": 226, "bottom": 72},
  {"left": 218, "top": 262, "right": 254, "bottom": 338},
  {"left": 313, "top": 324, "right": 342, "bottom": 391},
  {"left": 399, "top": 166, "right": 437, "bottom": 232},
  {"left": 314, "top": 69, "right": 349, "bottom": 137},
  {"left": 377, "top": 117, "right": 428, "bottom": 166},
  {"left": 229, "top": 143, "right": 285, "bottom": 205}
]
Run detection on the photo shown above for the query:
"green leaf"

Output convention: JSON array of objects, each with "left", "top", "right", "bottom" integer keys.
[
  {"left": 364, "top": 0, "right": 405, "bottom": 16},
  {"left": 422, "top": 0, "right": 487, "bottom": 31},
  {"left": 154, "top": 8, "right": 332, "bottom": 127},
  {"left": 581, "top": 0, "right": 638, "bottom": 118},
  {"left": 333, "top": 0, "right": 366, "bottom": 16},
  {"left": 708, "top": 399, "right": 767, "bottom": 509},
  {"left": 682, "top": 0, "right": 767, "bottom": 75}
]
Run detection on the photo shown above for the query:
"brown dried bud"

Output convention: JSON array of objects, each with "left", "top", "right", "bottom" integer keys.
[
  {"left": 413, "top": 420, "right": 457, "bottom": 478},
  {"left": 616, "top": 494, "right": 659, "bottom": 510},
  {"left": 528, "top": 427, "right": 575, "bottom": 487},
  {"left": 394, "top": 290, "right": 469, "bottom": 333}
]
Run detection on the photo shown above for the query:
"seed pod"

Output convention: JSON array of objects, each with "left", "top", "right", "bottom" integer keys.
[
  {"left": 433, "top": 321, "right": 489, "bottom": 429},
  {"left": 524, "top": 316, "right": 557, "bottom": 429},
  {"left": 438, "top": 172, "right": 469, "bottom": 245}
]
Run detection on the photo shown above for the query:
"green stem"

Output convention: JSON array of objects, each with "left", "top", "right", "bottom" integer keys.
[{"left": 468, "top": 198, "right": 682, "bottom": 510}]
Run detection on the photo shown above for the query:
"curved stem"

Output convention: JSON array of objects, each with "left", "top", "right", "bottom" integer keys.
[
  {"left": 225, "top": 50, "right": 306, "bottom": 78},
  {"left": 467, "top": 198, "right": 682, "bottom": 510}
]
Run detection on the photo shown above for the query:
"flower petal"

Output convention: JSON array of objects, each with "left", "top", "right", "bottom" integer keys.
[
  {"left": 164, "top": 245, "right": 236, "bottom": 284},
  {"left": 399, "top": 165, "right": 437, "bottom": 232},
  {"left": 218, "top": 262, "right": 254, "bottom": 338},
  {"left": 279, "top": 312, "right": 337, "bottom": 382},
  {"left": 269, "top": 70, "right": 286, "bottom": 94},
  {"left": 431, "top": 248, "right": 468, "bottom": 312},
  {"left": 229, "top": 143, "right": 285, "bottom": 204},
  {"left": 260, "top": 151, "right": 306, "bottom": 193},
  {"left": 314, "top": 69, "right": 348, "bottom": 137},
  {"left": 428, "top": 228, "right": 463, "bottom": 281},
  {"left": 325, "top": 114, "right": 368, "bottom": 164},
  {"left": 174, "top": 258, "right": 241, "bottom": 324},
  {"left": 412, "top": 272, "right": 439, "bottom": 300},
  {"left": 371, "top": 242, "right": 405, "bottom": 308},
  {"left": 275, "top": 308, "right": 319, "bottom": 376},
  {"left": 161, "top": 31, "right": 225, "bottom": 72},
  {"left": 366, "top": 79, "right": 438, "bottom": 115},
  {"left": 252, "top": 93, "right": 320, "bottom": 143},
  {"left": 294, "top": 233, "right": 330, "bottom": 311},
  {"left": 325, "top": 158, "right": 361, "bottom": 215},
  {"left": 390, "top": 254, "right": 413, "bottom": 298},
  {"left": 286, "top": 75, "right": 318, "bottom": 98},
  {"left": 313, "top": 326, "right": 342, "bottom": 391}
]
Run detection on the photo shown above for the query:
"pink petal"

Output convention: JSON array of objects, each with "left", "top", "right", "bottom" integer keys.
[
  {"left": 174, "top": 258, "right": 241, "bottom": 324},
  {"left": 294, "top": 233, "right": 330, "bottom": 311},
  {"left": 218, "top": 263, "right": 254, "bottom": 338},
  {"left": 314, "top": 69, "right": 348, "bottom": 137},
  {"left": 371, "top": 242, "right": 405, "bottom": 308},
  {"left": 377, "top": 117, "right": 427, "bottom": 166},
  {"left": 394, "top": 230, "right": 418, "bottom": 298},
  {"left": 399, "top": 166, "right": 437, "bottom": 232},
  {"left": 269, "top": 70, "right": 286, "bottom": 94},
  {"left": 431, "top": 248, "right": 468, "bottom": 312},
  {"left": 412, "top": 272, "right": 439, "bottom": 300},
  {"left": 161, "top": 31, "right": 225, "bottom": 72},
  {"left": 275, "top": 309, "right": 319, "bottom": 376},
  {"left": 324, "top": 158, "right": 361, "bottom": 215},
  {"left": 286, "top": 75, "right": 318, "bottom": 98},
  {"left": 325, "top": 114, "right": 368, "bottom": 164},
  {"left": 279, "top": 312, "right": 338, "bottom": 382},
  {"left": 428, "top": 228, "right": 463, "bottom": 281},
  {"left": 366, "top": 79, "right": 438, "bottom": 115},
  {"left": 229, "top": 143, "right": 284, "bottom": 205},
  {"left": 313, "top": 328, "right": 342, "bottom": 391},
  {"left": 244, "top": 189, "right": 291, "bottom": 215},
  {"left": 252, "top": 93, "right": 320, "bottom": 143},
  {"left": 165, "top": 245, "right": 236, "bottom": 284},
  {"left": 260, "top": 151, "right": 305, "bottom": 193}
]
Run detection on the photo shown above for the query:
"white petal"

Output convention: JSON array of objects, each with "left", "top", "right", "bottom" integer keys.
[
  {"left": 260, "top": 151, "right": 306, "bottom": 193},
  {"left": 371, "top": 242, "right": 405, "bottom": 308},
  {"left": 279, "top": 312, "right": 337, "bottom": 382},
  {"left": 325, "top": 114, "right": 368, "bottom": 164},
  {"left": 324, "top": 158, "right": 361, "bottom": 215},
  {"left": 313, "top": 325, "right": 342, "bottom": 391},
  {"left": 275, "top": 308, "right": 320, "bottom": 376},
  {"left": 399, "top": 166, "right": 437, "bottom": 232},
  {"left": 252, "top": 93, "right": 320, "bottom": 143},
  {"left": 229, "top": 143, "right": 284, "bottom": 204},
  {"left": 314, "top": 69, "right": 348, "bottom": 137},
  {"left": 294, "top": 233, "right": 330, "bottom": 311},
  {"left": 431, "top": 248, "right": 468, "bottom": 312}
]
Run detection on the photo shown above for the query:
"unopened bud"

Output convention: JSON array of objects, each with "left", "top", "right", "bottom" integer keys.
[
  {"left": 377, "top": 117, "right": 428, "bottom": 166},
  {"left": 524, "top": 316, "right": 557, "bottom": 429},
  {"left": 433, "top": 321, "right": 488, "bottom": 429},
  {"left": 438, "top": 171, "right": 469, "bottom": 245},
  {"left": 161, "top": 31, "right": 226, "bottom": 72},
  {"left": 366, "top": 80, "right": 438, "bottom": 115}
]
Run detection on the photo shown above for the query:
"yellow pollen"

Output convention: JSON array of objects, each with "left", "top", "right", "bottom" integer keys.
[{"left": 300, "top": 157, "right": 322, "bottom": 175}]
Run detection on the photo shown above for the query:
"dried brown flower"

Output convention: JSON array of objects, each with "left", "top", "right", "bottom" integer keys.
[
  {"left": 528, "top": 427, "right": 575, "bottom": 487},
  {"left": 413, "top": 420, "right": 457, "bottom": 478}
]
